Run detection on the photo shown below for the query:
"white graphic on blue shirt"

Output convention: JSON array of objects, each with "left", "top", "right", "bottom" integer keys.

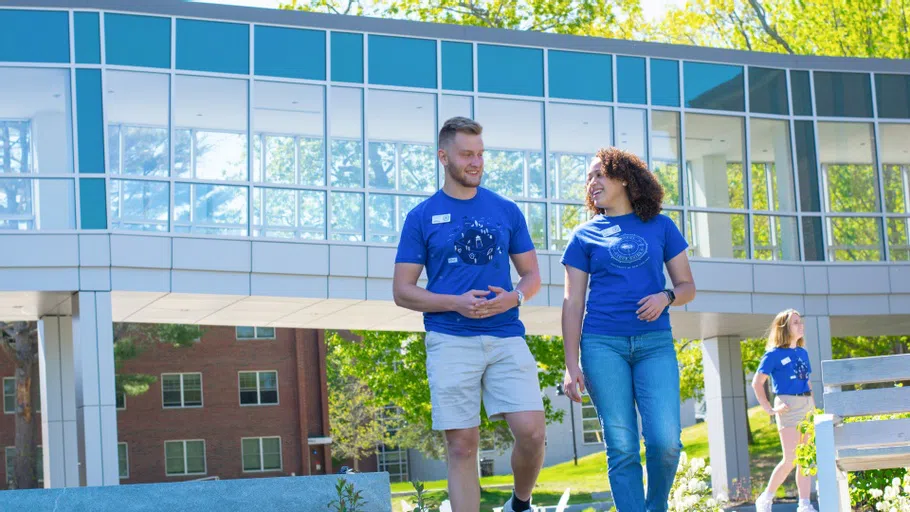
[
  {"left": 607, "top": 233, "right": 650, "bottom": 268},
  {"left": 793, "top": 357, "right": 810, "bottom": 381},
  {"left": 450, "top": 217, "right": 503, "bottom": 267}
]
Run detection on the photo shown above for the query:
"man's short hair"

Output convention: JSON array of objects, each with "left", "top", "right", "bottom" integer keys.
[{"left": 438, "top": 116, "right": 483, "bottom": 150}]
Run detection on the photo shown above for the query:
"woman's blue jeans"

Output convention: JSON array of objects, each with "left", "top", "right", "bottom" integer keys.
[{"left": 581, "top": 330, "right": 682, "bottom": 512}]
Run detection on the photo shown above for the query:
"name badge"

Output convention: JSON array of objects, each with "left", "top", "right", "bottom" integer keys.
[
  {"left": 432, "top": 214, "right": 451, "bottom": 224},
  {"left": 447, "top": 257, "right": 458, "bottom": 264},
  {"left": 781, "top": 357, "right": 791, "bottom": 365},
  {"left": 602, "top": 225, "right": 622, "bottom": 237}
]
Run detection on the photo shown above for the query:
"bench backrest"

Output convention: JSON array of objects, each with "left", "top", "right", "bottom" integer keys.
[{"left": 821, "top": 353, "right": 910, "bottom": 420}]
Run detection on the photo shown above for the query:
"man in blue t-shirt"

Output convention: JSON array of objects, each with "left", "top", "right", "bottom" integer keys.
[{"left": 393, "top": 117, "right": 544, "bottom": 512}]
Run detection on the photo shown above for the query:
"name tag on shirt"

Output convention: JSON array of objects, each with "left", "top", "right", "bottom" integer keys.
[
  {"left": 432, "top": 214, "right": 451, "bottom": 224},
  {"left": 602, "top": 225, "right": 622, "bottom": 237},
  {"left": 448, "top": 257, "right": 458, "bottom": 264},
  {"left": 781, "top": 357, "right": 791, "bottom": 365}
]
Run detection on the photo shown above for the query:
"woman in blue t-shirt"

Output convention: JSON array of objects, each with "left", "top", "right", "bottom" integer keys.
[
  {"left": 751, "top": 309, "right": 818, "bottom": 512},
  {"left": 560, "top": 147, "right": 696, "bottom": 512}
]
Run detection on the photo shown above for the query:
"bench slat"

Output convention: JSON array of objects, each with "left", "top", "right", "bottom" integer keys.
[
  {"left": 837, "top": 445, "right": 910, "bottom": 472},
  {"left": 822, "top": 354, "right": 910, "bottom": 387},
  {"left": 835, "top": 418, "right": 910, "bottom": 449},
  {"left": 823, "top": 386, "right": 910, "bottom": 418}
]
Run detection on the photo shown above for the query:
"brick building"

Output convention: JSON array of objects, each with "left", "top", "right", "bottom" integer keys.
[{"left": 1, "top": 325, "right": 341, "bottom": 487}]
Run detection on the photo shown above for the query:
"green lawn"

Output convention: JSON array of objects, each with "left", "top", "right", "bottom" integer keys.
[{"left": 392, "top": 406, "right": 793, "bottom": 510}]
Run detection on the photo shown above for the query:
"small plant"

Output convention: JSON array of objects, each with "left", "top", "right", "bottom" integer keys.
[
  {"left": 668, "top": 452, "right": 727, "bottom": 512},
  {"left": 404, "top": 480, "right": 442, "bottom": 511},
  {"left": 327, "top": 477, "right": 367, "bottom": 512}
]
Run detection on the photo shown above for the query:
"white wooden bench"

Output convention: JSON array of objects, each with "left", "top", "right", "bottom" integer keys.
[{"left": 815, "top": 353, "right": 910, "bottom": 512}]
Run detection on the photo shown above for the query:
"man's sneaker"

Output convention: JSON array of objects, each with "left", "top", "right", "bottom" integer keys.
[
  {"left": 501, "top": 496, "right": 537, "bottom": 512},
  {"left": 797, "top": 502, "right": 818, "bottom": 512},
  {"left": 754, "top": 492, "right": 773, "bottom": 512}
]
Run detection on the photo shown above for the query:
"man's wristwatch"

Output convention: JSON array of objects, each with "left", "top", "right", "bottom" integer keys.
[
  {"left": 663, "top": 288, "right": 676, "bottom": 305},
  {"left": 516, "top": 289, "right": 524, "bottom": 307}
]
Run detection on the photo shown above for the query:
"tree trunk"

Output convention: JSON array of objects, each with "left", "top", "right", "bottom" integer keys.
[
  {"left": 13, "top": 323, "right": 40, "bottom": 489},
  {"left": 352, "top": 457, "right": 360, "bottom": 472}
]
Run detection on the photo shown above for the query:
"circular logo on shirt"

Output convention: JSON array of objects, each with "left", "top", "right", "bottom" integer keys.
[
  {"left": 609, "top": 233, "right": 649, "bottom": 267},
  {"left": 454, "top": 219, "right": 500, "bottom": 265}
]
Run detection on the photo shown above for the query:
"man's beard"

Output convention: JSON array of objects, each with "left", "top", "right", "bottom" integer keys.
[{"left": 446, "top": 162, "right": 482, "bottom": 188}]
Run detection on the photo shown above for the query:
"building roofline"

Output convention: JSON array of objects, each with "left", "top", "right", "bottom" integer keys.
[{"left": 5, "top": 0, "right": 910, "bottom": 74}]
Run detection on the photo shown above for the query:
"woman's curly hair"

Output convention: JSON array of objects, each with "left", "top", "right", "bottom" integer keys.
[{"left": 584, "top": 147, "right": 664, "bottom": 222}]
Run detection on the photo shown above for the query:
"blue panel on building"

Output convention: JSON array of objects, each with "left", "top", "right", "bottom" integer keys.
[
  {"left": 650, "top": 58, "right": 680, "bottom": 107},
  {"left": 331, "top": 32, "right": 364, "bottom": 83},
  {"left": 684, "top": 61, "right": 745, "bottom": 111},
  {"left": 0, "top": 10, "right": 69, "bottom": 63},
  {"left": 177, "top": 18, "right": 249, "bottom": 75},
  {"left": 79, "top": 179, "right": 108, "bottom": 230},
  {"left": 74, "top": 12, "right": 101, "bottom": 64},
  {"left": 442, "top": 41, "right": 473, "bottom": 91},
  {"left": 617, "top": 56, "right": 647, "bottom": 104},
  {"left": 254, "top": 25, "right": 325, "bottom": 80},
  {"left": 76, "top": 69, "right": 105, "bottom": 175},
  {"left": 104, "top": 13, "right": 171, "bottom": 68},
  {"left": 369, "top": 35, "right": 436, "bottom": 89},
  {"left": 548, "top": 50, "right": 611, "bottom": 102},
  {"left": 478, "top": 44, "right": 543, "bottom": 97}
]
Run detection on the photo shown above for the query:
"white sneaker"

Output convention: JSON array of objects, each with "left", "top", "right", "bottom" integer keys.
[
  {"left": 501, "top": 496, "right": 537, "bottom": 512},
  {"left": 754, "top": 492, "right": 773, "bottom": 512},
  {"left": 797, "top": 502, "right": 818, "bottom": 512}
]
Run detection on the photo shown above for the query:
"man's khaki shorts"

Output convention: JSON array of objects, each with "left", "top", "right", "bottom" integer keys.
[{"left": 425, "top": 331, "right": 544, "bottom": 431}]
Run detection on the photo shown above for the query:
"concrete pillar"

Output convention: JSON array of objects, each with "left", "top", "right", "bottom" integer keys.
[
  {"left": 801, "top": 315, "right": 832, "bottom": 409},
  {"left": 702, "top": 336, "right": 750, "bottom": 500},
  {"left": 771, "top": 123, "right": 800, "bottom": 260},
  {"left": 38, "top": 292, "right": 119, "bottom": 487}
]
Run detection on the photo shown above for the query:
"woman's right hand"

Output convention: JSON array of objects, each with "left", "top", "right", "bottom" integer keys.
[
  {"left": 772, "top": 402, "right": 790, "bottom": 414},
  {"left": 563, "top": 366, "right": 586, "bottom": 403}
]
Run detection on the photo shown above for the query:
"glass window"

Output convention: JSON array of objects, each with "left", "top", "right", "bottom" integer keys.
[
  {"left": 790, "top": 70, "right": 813, "bottom": 116},
  {"left": 106, "top": 71, "right": 169, "bottom": 177},
  {"left": 548, "top": 103, "right": 611, "bottom": 201},
  {"left": 253, "top": 188, "right": 325, "bottom": 240},
  {"left": 549, "top": 203, "right": 588, "bottom": 252},
  {"left": 650, "top": 58, "right": 680, "bottom": 107},
  {"left": 651, "top": 111, "right": 680, "bottom": 205},
  {"left": 0, "top": 179, "right": 76, "bottom": 231},
  {"left": 0, "top": 10, "right": 69, "bottom": 63},
  {"left": 369, "top": 194, "right": 423, "bottom": 244},
  {"left": 439, "top": 96, "right": 473, "bottom": 130},
  {"left": 76, "top": 69, "right": 105, "bottom": 174},
  {"left": 876, "top": 74, "right": 910, "bottom": 119},
  {"left": 165, "top": 440, "right": 206, "bottom": 476},
  {"left": 175, "top": 76, "right": 248, "bottom": 181},
  {"left": 369, "top": 35, "right": 436, "bottom": 89},
  {"left": 176, "top": 19, "right": 249, "bottom": 75},
  {"left": 254, "top": 26, "right": 325, "bottom": 81},
  {"left": 74, "top": 12, "right": 101, "bottom": 65},
  {"left": 749, "top": 119, "right": 796, "bottom": 211},
  {"left": 242, "top": 437, "right": 282, "bottom": 472},
  {"left": 110, "top": 179, "right": 168, "bottom": 232},
  {"left": 617, "top": 56, "right": 646, "bottom": 105},
  {"left": 331, "top": 32, "right": 363, "bottom": 83},
  {"left": 753, "top": 215, "right": 799, "bottom": 260},
  {"left": 614, "top": 108, "right": 647, "bottom": 164},
  {"left": 794, "top": 121, "right": 821, "bottom": 212},
  {"left": 684, "top": 114, "right": 745, "bottom": 209},
  {"left": 330, "top": 87, "right": 363, "bottom": 188},
  {"left": 803, "top": 216, "right": 825, "bottom": 261},
  {"left": 118, "top": 443, "right": 129, "bottom": 479},
  {"left": 683, "top": 62, "right": 745, "bottom": 111},
  {"left": 161, "top": 373, "right": 202, "bottom": 408},
  {"left": 478, "top": 44, "right": 544, "bottom": 97},
  {"left": 79, "top": 178, "right": 107, "bottom": 230},
  {"left": 235, "top": 326, "right": 275, "bottom": 339},
  {"left": 104, "top": 13, "right": 171, "bottom": 69},
  {"left": 239, "top": 371, "right": 279, "bottom": 406},
  {"left": 749, "top": 67, "right": 788, "bottom": 115},
  {"left": 881, "top": 124, "right": 910, "bottom": 213},
  {"left": 814, "top": 71, "right": 873, "bottom": 118},
  {"left": 441, "top": 42, "right": 473, "bottom": 92},
  {"left": 116, "top": 390, "right": 126, "bottom": 410},
  {"left": 367, "top": 90, "right": 436, "bottom": 192},
  {"left": 174, "top": 183, "right": 248, "bottom": 236},
  {"left": 516, "top": 202, "right": 546, "bottom": 249},
  {"left": 818, "top": 122, "right": 878, "bottom": 213},
  {"left": 2, "top": 378, "right": 13, "bottom": 414},
  {"left": 688, "top": 211, "right": 748, "bottom": 259},
  {"left": 888, "top": 218, "right": 910, "bottom": 261},
  {"left": 0, "top": 68, "right": 74, "bottom": 174},
  {"left": 5, "top": 446, "right": 43, "bottom": 485},
  {"left": 253, "top": 81, "right": 325, "bottom": 186},
  {"left": 827, "top": 217, "right": 882, "bottom": 261},
  {"left": 548, "top": 50, "right": 612, "bottom": 102},
  {"left": 476, "top": 98, "right": 544, "bottom": 199},
  {"left": 330, "top": 191, "right": 363, "bottom": 241}
]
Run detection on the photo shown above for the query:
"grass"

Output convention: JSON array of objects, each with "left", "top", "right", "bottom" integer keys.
[{"left": 391, "top": 406, "right": 795, "bottom": 510}]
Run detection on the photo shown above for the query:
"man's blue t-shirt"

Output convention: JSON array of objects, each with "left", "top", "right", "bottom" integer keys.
[
  {"left": 395, "top": 187, "right": 535, "bottom": 338},
  {"left": 757, "top": 347, "right": 812, "bottom": 395},
  {"left": 561, "top": 212, "right": 688, "bottom": 336}
]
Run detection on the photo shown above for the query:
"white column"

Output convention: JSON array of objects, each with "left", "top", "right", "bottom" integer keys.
[
  {"left": 802, "top": 315, "right": 832, "bottom": 409},
  {"left": 73, "top": 291, "right": 119, "bottom": 487},
  {"left": 37, "top": 316, "right": 80, "bottom": 488},
  {"left": 702, "top": 336, "right": 751, "bottom": 500},
  {"left": 690, "top": 154, "right": 734, "bottom": 258},
  {"left": 37, "top": 292, "right": 119, "bottom": 488}
]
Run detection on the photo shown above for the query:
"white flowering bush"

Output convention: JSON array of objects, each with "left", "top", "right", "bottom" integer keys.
[
  {"left": 868, "top": 472, "right": 910, "bottom": 512},
  {"left": 668, "top": 452, "right": 727, "bottom": 512}
]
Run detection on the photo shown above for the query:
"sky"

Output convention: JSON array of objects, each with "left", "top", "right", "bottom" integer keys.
[{"left": 191, "top": 0, "right": 686, "bottom": 21}]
